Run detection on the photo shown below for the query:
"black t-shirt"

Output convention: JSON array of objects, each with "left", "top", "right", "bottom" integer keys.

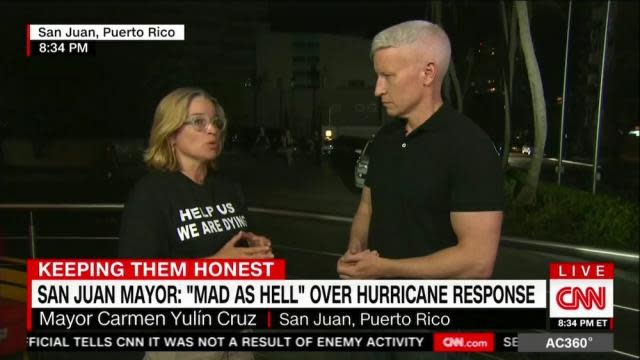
[
  {"left": 365, "top": 105, "right": 504, "bottom": 259},
  {"left": 118, "top": 171, "right": 250, "bottom": 258}
]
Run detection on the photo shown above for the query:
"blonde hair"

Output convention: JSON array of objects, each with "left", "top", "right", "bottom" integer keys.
[
  {"left": 371, "top": 20, "right": 451, "bottom": 81},
  {"left": 144, "top": 87, "right": 228, "bottom": 171}
]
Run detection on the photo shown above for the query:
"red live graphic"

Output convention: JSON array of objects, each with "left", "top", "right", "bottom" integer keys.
[
  {"left": 550, "top": 262, "right": 612, "bottom": 311},
  {"left": 549, "top": 262, "right": 614, "bottom": 279},
  {"left": 433, "top": 333, "right": 494, "bottom": 352},
  {"left": 548, "top": 262, "right": 614, "bottom": 319}
]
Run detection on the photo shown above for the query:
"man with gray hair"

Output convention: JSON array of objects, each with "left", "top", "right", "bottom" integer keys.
[{"left": 337, "top": 20, "right": 503, "bottom": 281}]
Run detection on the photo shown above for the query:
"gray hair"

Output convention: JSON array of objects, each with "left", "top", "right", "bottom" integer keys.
[{"left": 371, "top": 20, "right": 451, "bottom": 78}]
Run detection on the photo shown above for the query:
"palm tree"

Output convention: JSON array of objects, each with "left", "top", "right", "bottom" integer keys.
[
  {"left": 429, "top": 0, "right": 464, "bottom": 112},
  {"left": 515, "top": 1, "right": 548, "bottom": 205},
  {"left": 499, "top": 1, "right": 519, "bottom": 169}
]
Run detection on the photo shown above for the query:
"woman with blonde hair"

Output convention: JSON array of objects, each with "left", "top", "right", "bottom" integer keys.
[{"left": 119, "top": 87, "right": 270, "bottom": 360}]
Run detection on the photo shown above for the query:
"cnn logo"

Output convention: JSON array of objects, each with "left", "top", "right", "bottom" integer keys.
[
  {"left": 442, "top": 337, "right": 465, "bottom": 347},
  {"left": 556, "top": 287, "right": 606, "bottom": 310},
  {"left": 433, "top": 333, "right": 493, "bottom": 352},
  {"left": 549, "top": 263, "right": 614, "bottom": 318}
]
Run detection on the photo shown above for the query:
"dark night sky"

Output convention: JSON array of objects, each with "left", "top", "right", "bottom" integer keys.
[
  {"left": 267, "top": 1, "right": 502, "bottom": 42},
  {"left": 267, "top": 1, "right": 430, "bottom": 38},
  {"left": 1, "top": 1, "right": 636, "bottom": 137},
  {"left": 0, "top": 1, "right": 636, "bottom": 206}
]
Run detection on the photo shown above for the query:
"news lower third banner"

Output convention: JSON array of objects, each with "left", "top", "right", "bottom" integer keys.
[
  {"left": 26, "top": 24, "right": 184, "bottom": 57},
  {"left": 25, "top": 259, "right": 614, "bottom": 352}
]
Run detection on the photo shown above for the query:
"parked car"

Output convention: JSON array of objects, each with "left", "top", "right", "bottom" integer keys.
[
  {"left": 327, "top": 135, "right": 368, "bottom": 192},
  {"left": 354, "top": 136, "right": 374, "bottom": 189}
]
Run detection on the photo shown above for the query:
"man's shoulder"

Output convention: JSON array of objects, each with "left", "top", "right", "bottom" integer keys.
[
  {"left": 436, "top": 107, "right": 501, "bottom": 162},
  {"left": 443, "top": 107, "right": 494, "bottom": 143},
  {"left": 442, "top": 106, "right": 479, "bottom": 131}
]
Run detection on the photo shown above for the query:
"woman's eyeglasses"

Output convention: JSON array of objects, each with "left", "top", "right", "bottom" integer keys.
[{"left": 184, "top": 115, "right": 224, "bottom": 131}]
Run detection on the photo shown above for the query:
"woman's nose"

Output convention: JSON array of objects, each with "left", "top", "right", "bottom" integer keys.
[{"left": 205, "top": 122, "right": 218, "bottom": 134}]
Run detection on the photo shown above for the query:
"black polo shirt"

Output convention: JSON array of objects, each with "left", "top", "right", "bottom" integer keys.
[{"left": 365, "top": 104, "right": 503, "bottom": 259}]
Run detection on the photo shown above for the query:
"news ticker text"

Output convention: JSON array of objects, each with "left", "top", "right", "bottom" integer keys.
[{"left": 26, "top": 332, "right": 613, "bottom": 352}]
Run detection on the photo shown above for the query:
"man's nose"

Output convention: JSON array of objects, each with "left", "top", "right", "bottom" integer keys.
[{"left": 374, "top": 77, "right": 386, "bottom": 97}]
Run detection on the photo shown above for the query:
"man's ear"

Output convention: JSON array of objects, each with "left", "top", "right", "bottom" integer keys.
[{"left": 422, "top": 62, "right": 437, "bottom": 86}]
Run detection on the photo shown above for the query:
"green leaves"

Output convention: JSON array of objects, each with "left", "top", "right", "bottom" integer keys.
[{"left": 503, "top": 174, "right": 639, "bottom": 251}]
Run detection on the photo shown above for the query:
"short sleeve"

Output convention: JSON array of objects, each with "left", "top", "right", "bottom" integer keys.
[
  {"left": 450, "top": 136, "right": 504, "bottom": 211},
  {"left": 234, "top": 183, "right": 249, "bottom": 214},
  {"left": 118, "top": 182, "right": 167, "bottom": 258},
  {"left": 233, "top": 183, "right": 253, "bottom": 232},
  {"left": 363, "top": 137, "right": 380, "bottom": 189}
]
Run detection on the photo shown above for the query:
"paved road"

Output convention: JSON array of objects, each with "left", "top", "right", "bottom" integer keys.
[{"left": 2, "top": 150, "right": 637, "bottom": 359}]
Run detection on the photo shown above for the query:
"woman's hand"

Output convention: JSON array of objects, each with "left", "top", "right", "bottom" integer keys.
[
  {"left": 243, "top": 231, "right": 272, "bottom": 248},
  {"left": 211, "top": 231, "right": 273, "bottom": 259}
]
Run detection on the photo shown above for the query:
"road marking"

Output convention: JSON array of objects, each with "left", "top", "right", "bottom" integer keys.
[
  {"left": 615, "top": 304, "right": 640, "bottom": 312},
  {"left": 547, "top": 157, "right": 599, "bottom": 168},
  {"left": 249, "top": 206, "right": 352, "bottom": 223},
  {"left": 614, "top": 349, "right": 639, "bottom": 359},
  {"left": 502, "top": 236, "right": 638, "bottom": 261}
]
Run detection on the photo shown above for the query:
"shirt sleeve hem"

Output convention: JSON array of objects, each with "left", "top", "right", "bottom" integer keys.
[{"left": 450, "top": 203, "right": 504, "bottom": 211}]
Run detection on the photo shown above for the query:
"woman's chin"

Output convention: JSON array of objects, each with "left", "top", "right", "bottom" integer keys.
[
  {"left": 194, "top": 152, "right": 218, "bottom": 164},
  {"left": 206, "top": 149, "right": 220, "bottom": 161}
]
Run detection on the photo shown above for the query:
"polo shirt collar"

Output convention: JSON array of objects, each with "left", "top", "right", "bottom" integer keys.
[{"left": 396, "top": 104, "right": 450, "bottom": 138}]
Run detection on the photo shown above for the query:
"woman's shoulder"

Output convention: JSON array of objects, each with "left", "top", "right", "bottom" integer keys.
[
  {"left": 208, "top": 173, "right": 246, "bottom": 206},
  {"left": 135, "top": 170, "right": 177, "bottom": 188},
  {"left": 208, "top": 172, "right": 241, "bottom": 190},
  {"left": 126, "top": 171, "right": 176, "bottom": 201}
]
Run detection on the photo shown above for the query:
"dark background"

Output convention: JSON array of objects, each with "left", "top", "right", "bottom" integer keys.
[{"left": 0, "top": 1, "right": 637, "bottom": 201}]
